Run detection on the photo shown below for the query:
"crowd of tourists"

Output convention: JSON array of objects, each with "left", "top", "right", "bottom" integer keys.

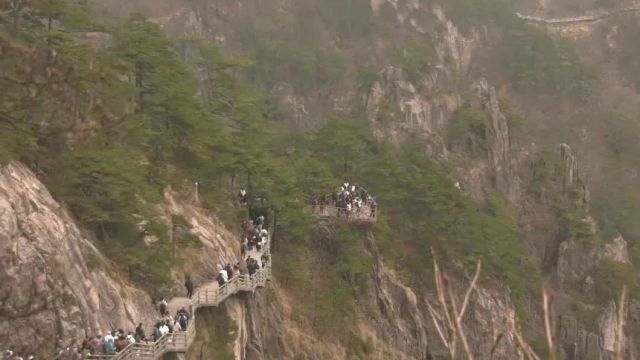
[
  {"left": 311, "top": 181, "right": 377, "bottom": 218},
  {"left": 50, "top": 305, "right": 193, "bottom": 358},
  {"left": 241, "top": 215, "right": 268, "bottom": 256},
  {"left": 215, "top": 215, "right": 271, "bottom": 287}
]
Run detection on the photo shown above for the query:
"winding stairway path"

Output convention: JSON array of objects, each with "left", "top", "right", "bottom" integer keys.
[
  {"left": 516, "top": 7, "right": 640, "bottom": 26},
  {"left": 87, "top": 234, "right": 272, "bottom": 360}
]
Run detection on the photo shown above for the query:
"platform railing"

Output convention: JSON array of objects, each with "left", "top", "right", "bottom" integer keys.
[{"left": 310, "top": 204, "right": 377, "bottom": 222}]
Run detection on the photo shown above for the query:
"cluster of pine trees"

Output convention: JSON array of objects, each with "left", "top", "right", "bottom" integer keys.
[{"left": 0, "top": 0, "right": 541, "bottom": 334}]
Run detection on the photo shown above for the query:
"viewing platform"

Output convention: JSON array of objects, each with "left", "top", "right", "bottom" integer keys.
[
  {"left": 306, "top": 182, "right": 378, "bottom": 224},
  {"left": 310, "top": 204, "right": 377, "bottom": 224}
]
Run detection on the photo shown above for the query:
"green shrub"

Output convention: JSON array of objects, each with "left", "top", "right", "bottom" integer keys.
[
  {"left": 392, "top": 34, "right": 435, "bottom": 82},
  {"left": 530, "top": 150, "right": 565, "bottom": 200},
  {"left": 442, "top": 0, "right": 521, "bottom": 33},
  {"left": 498, "top": 21, "right": 599, "bottom": 102},
  {"left": 375, "top": 100, "right": 401, "bottom": 125},
  {"left": 499, "top": 98, "right": 526, "bottom": 135},
  {"left": 178, "top": 233, "right": 202, "bottom": 249},
  {"left": 603, "top": 112, "right": 640, "bottom": 166},
  {"left": 50, "top": 149, "right": 157, "bottom": 237},
  {"left": 447, "top": 104, "right": 491, "bottom": 155},
  {"left": 592, "top": 259, "right": 639, "bottom": 305},
  {"left": 530, "top": 336, "right": 566, "bottom": 360},
  {"left": 559, "top": 207, "right": 598, "bottom": 245},
  {"left": 572, "top": 301, "right": 600, "bottom": 333},
  {"left": 615, "top": 16, "right": 640, "bottom": 89},
  {"left": 346, "top": 332, "right": 374, "bottom": 359}
]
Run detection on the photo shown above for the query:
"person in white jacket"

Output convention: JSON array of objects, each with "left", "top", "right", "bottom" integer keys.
[
  {"left": 217, "top": 264, "right": 228, "bottom": 284},
  {"left": 159, "top": 323, "right": 170, "bottom": 336}
]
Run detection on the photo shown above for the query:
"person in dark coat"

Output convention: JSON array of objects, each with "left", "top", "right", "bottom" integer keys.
[
  {"left": 369, "top": 197, "right": 377, "bottom": 218},
  {"left": 225, "top": 264, "right": 234, "bottom": 279},
  {"left": 135, "top": 323, "right": 145, "bottom": 342},
  {"left": 89, "top": 336, "right": 102, "bottom": 354},
  {"left": 184, "top": 277, "right": 194, "bottom": 299},
  {"left": 152, "top": 325, "right": 161, "bottom": 342},
  {"left": 115, "top": 337, "right": 128, "bottom": 352},
  {"left": 178, "top": 314, "right": 188, "bottom": 330}
]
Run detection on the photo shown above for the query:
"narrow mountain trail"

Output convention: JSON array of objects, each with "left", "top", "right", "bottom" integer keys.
[
  {"left": 167, "top": 245, "right": 266, "bottom": 315},
  {"left": 516, "top": 7, "right": 640, "bottom": 26}
]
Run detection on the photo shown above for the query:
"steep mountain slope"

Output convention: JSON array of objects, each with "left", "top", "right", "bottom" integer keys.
[
  {"left": 112, "top": 0, "right": 640, "bottom": 358},
  {"left": 0, "top": 162, "right": 156, "bottom": 357},
  {"left": 3, "top": 0, "right": 640, "bottom": 359}
]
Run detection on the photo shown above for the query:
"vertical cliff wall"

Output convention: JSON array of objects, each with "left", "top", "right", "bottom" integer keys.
[{"left": 0, "top": 162, "right": 157, "bottom": 357}]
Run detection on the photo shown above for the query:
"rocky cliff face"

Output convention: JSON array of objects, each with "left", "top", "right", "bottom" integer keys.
[
  {"left": 0, "top": 162, "right": 157, "bottom": 357},
  {"left": 556, "top": 236, "right": 632, "bottom": 359},
  {"left": 552, "top": 143, "right": 637, "bottom": 359},
  {"left": 229, "top": 250, "right": 524, "bottom": 360},
  {"left": 156, "top": 189, "right": 241, "bottom": 294},
  {"left": 7, "top": 0, "right": 639, "bottom": 358},
  {"left": 0, "top": 161, "right": 267, "bottom": 359},
  {"left": 365, "top": 5, "right": 478, "bottom": 155},
  {"left": 361, "top": 262, "right": 521, "bottom": 359}
]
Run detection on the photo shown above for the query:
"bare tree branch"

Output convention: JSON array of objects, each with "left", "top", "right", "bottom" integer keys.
[
  {"left": 458, "top": 261, "right": 482, "bottom": 323},
  {"left": 542, "top": 288, "right": 555, "bottom": 359},
  {"left": 448, "top": 282, "right": 473, "bottom": 359},
  {"left": 426, "top": 299, "right": 450, "bottom": 351},
  {"left": 490, "top": 333, "right": 504, "bottom": 360},
  {"left": 431, "top": 251, "right": 457, "bottom": 359},
  {"left": 507, "top": 310, "right": 541, "bottom": 360},
  {"left": 616, "top": 285, "right": 627, "bottom": 360},
  {"left": 428, "top": 248, "right": 480, "bottom": 360}
]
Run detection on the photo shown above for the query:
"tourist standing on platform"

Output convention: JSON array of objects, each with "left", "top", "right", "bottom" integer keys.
[{"left": 369, "top": 197, "right": 377, "bottom": 218}]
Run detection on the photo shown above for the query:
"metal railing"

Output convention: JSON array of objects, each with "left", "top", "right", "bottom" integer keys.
[
  {"left": 310, "top": 204, "right": 377, "bottom": 223},
  {"left": 86, "top": 233, "right": 272, "bottom": 360}
]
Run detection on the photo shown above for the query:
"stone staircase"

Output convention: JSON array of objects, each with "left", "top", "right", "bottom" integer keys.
[{"left": 87, "top": 234, "right": 272, "bottom": 360}]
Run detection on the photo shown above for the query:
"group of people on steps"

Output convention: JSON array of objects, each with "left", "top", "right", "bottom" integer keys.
[
  {"left": 217, "top": 215, "right": 271, "bottom": 287},
  {"left": 56, "top": 304, "right": 192, "bottom": 358}
]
